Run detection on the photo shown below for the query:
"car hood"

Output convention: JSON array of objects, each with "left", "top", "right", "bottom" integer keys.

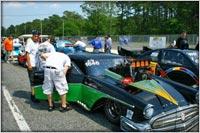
[
  {"left": 129, "top": 80, "right": 179, "bottom": 105},
  {"left": 103, "top": 69, "right": 187, "bottom": 107}
]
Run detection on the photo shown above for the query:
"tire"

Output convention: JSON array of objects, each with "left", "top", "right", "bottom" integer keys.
[{"left": 104, "top": 99, "right": 122, "bottom": 124}]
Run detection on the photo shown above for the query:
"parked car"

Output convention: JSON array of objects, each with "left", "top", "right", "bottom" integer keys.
[
  {"left": 33, "top": 52, "right": 198, "bottom": 132},
  {"left": 118, "top": 47, "right": 199, "bottom": 86},
  {"left": 117, "top": 46, "right": 151, "bottom": 58},
  {"left": 12, "top": 41, "right": 22, "bottom": 61},
  {"left": 17, "top": 49, "right": 26, "bottom": 67},
  {"left": 54, "top": 40, "right": 75, "bottom": 54},
  {"left": 54, "top": 40, "right": 86, "bottom": 54}
]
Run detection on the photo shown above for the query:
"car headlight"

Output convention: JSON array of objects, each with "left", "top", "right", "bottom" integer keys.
[
  {"left": 143, "top": 104, "right": 154, "bottom": 119},
  {"left": 195, "top": 91, "right": 199, "bottom": 104}
]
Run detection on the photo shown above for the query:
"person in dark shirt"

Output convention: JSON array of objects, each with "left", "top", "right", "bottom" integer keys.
[
  {"left": 104, "top": 36, "right": 112, "bottom": 53},
  {"left": 175, "top": 30, "right": 189, "bottom": 50}
]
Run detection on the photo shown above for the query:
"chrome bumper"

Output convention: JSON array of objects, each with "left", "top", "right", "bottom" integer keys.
[
  {"left": 120, "top": 116, "right": 151, "bottom": 131},
  {"left": 120, "top": 104, "right": 199, "bottom": 132}
]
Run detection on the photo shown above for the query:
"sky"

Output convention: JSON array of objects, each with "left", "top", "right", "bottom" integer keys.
[{"left": 2, "top": 1, "right": 84, "bottom": 28}]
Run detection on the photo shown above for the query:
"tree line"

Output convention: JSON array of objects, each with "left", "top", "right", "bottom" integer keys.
[{"left": 1, "top": 1, "right": 199, "bottom": 37}]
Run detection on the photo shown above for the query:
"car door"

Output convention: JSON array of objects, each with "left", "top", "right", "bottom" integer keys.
[
  {"left": 66, "top": 61, "right": 85, "bottom": 83},
  {"left": 159, "top": 50, "right": 197, "bottom": 85},
  {"left": 159, "top": 50, "right": 191, "bottom": 70}
]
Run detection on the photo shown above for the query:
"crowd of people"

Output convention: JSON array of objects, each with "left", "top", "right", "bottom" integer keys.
[{"left": 1, "top": 31, "right": 113, "bottom": 112}]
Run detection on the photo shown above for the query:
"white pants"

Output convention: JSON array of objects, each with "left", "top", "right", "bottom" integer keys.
[{"left": 42, "top": 68, "right": 68, "bottom": 95}]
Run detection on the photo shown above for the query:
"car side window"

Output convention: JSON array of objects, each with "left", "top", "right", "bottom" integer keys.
[
  {"left": 150, "top": 51, "right": 159, "bottom": 62},
  {"left": 72, "top": 60, "right": 86, "bottom": 74},
  {"left": 69, "top": 61, "right": 84, "bottom": 75},
  {"left": 161, "top": 51, "right": 190, "bottom": 66}
]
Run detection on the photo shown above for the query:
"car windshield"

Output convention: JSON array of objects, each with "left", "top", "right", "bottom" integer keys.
[
  {"left": 185, "top": 51, "right": 199, "bottom": 65},
  {"left": 85, "top": 57, "right": 126, "bottom": 75},
  {"left": 56, "top": 40, "right": 73, "bottom": 47}
]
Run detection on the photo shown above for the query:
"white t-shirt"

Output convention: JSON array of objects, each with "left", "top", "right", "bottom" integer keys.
[
  {"left": 45, "top": 52, "right": 71, "bottom": 70},
  {"left": 38, "top": 41, "right": 55, "bottom": 53},
  {"left": 108, "top": 37, "right": 112, "bottom": 45},
  {"left": 25, "top": 39, "right": 39, "bottom": 67},
  {"left": 36, "top": 41, "right": 56, "bottom": 71},
  {"left": 74, "top": 40, "right": 86, "bottom": 47}
]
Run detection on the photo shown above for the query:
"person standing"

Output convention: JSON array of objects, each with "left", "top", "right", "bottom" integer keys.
[
  {"left": 175, "top": 30, "right": 189, "bottom": 49},
  {"left": 25, "top": 30, "right": 40, "bottom": 103},
  {"left": 107, "top": 35, "right": 112, "bottom": 46},
  {"left": 41, "top": 51, "right": 72, "bottom": 112},
  {"left": 73, "top": 40, "right": 87, "bottom": 52},
  {"left": 104, "top": 36, "right": 112, "bottom": 53},
  {"left": 3, "top": 35, "right": 14, "bottom": 63},
  {"left": 89, "top": 35, "right": 102, "bottom": 53},
  {"left": 36, "top": 37, "right": 56, "bottom": 71}
]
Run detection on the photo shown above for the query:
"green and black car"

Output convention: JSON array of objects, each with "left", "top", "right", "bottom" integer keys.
[{"left": 34, "top": 52, "right": 199, "bottom": 132}]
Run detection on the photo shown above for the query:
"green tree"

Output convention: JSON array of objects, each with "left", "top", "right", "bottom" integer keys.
[{"left": 81, "top": 1, "right": 116, "bottom": 35}]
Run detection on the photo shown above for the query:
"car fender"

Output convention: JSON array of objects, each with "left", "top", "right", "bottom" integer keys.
[{"left": 152, "top": 75, "right": 198, "bottom": 104}]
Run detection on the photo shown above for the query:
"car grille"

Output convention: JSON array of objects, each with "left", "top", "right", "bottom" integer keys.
[{"left": 150, "top": 104, "right": 199, "bottom": 131}]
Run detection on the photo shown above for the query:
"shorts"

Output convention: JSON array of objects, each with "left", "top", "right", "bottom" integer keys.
[
  {"left": 5, "top": 50, "right": 13, "bottom": 60},
  {"left": 27, "top": 67, "right": 36, "bottom": 86},
  {"left": 42, "top": 68, "right": 68, "bottom": 95}
]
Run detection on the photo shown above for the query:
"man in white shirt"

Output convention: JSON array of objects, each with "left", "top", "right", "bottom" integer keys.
[
  {"left": 25, "top": 30, "right": 40, "bottom": 103},
  {"left": 73, "top": 40, "right": 86, "bottom": 52},
  {"left": 36, "top": 37, "right": 56, "bottom": 71},
  {"left": 41, "top": 51, "right": 72, "bottom": 112}
]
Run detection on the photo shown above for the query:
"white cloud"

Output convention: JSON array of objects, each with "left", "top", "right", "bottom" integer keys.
[
  {"left": 5, "top": 2, "right": 23, "bottom": 8},
  {"left": 50, "top": 3, "right": 61, "bottom": 9},
  {"left": 4, "top": 2, "right": 36, "bottom": 8}
]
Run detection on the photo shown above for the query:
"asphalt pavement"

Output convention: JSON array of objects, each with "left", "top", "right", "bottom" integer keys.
[{"left": 1, "top": 61, "right": 120, "bottom": 132}]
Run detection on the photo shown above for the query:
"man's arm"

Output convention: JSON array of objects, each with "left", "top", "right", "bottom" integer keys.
[
  {"left": 26, "top": 52, "right": 32, "bottom": 70},
  {"left": 63, "top": 56, "right": 71, "bottom": 74},
  {"left": 63, "top": 66, "right": 70, "bottom": 75}
]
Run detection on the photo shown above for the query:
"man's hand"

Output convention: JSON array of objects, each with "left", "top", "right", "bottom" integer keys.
[
  {"left": 27, "top": 65, "right": 33, "bottom": 71},
  {"left": 40, "top": 53, "right": 48, "bottom": 60}
]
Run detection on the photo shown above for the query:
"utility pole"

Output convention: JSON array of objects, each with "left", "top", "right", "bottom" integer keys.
[
  {"left": 40, "top": 20, "right": 43, "bottom": 35},
  {"left": 24, "top": 24, "right": 26, "bottom": 34},
  {"left": 62, "top": 20, "right": 64, "bottom": 39}
]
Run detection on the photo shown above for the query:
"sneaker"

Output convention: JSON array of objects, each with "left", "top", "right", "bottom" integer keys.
[
  {"left": 31, "top": 95, "right": 40, "bottom": 103},
  {"left": 6, "top": 61, "right": 10, "bottom": 64},
  {"left": 59, "top": 104, "right": 72, "bottom": 112},
  {"left": 48, "top": 105, "right": 55, "bottom": 112}
]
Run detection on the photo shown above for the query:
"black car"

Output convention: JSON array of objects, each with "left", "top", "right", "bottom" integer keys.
[
  {"left": 118, "top": 47, "right": 199, "bottom": 86},
  {"left": 34, "top": 52, "right": 199, "bottom": 132},
  {"left": 136, "top": 49, "right": 199, "bottom": 86}
]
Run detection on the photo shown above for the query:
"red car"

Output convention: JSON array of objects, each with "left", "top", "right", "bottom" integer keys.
[{"left": 17, "top": 45, "right": 27, "bottom": 67}]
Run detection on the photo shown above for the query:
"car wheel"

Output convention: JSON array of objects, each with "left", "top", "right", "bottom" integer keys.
[{"left": 104, "top": 99, "right": 121, "bottom": 124}]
